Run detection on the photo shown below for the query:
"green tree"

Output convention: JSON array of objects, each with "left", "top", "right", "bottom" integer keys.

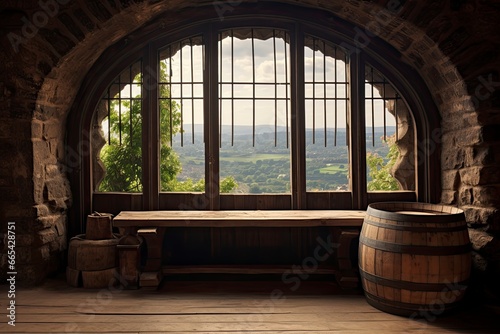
[
  {"left": 99, "top": 62, "right": 237, "bottom": 193},
  {"left": 366, "top": 136, "right": 400, "bottom": 191},
  {"left": 220, "top": 176, "right": 238, "bottom": 193},
  {"left": 249, "top": 183, "right": 261, "bottom": 193},
  {"left": 99, "top": 97, "right": 144, "bottom": 192},
  {"left": 158, "top": 61, "right": 184, "bottom": 191}
]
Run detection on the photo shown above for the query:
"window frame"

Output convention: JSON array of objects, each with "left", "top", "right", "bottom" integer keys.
[{"left": 68, "top": 4, "right": 440, "bottom": 232}]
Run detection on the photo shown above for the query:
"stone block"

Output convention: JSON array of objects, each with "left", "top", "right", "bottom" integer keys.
[
  {"left": 465, "top": 145, "right": 494, "bottom": 167},
  {"left": 56, "top": 139, "right": 66, "bottom": 161},
  {"left": 43, "top": 121, "right": 60, "bottom": 140},
  {"left": 49, "top": 139, "right": 60, "bottom": 156},
  {"left": 32, "top": 140, "right": 52, "bottom": 165},
  {"left": 459, "top": 166, "right": 479, "bottom": 186},
  {"left": 33, "top": 177, "right": 45, "bottom": 205},
  {"left": 469, "top": 229, "right": 500, "bottom": 258},
  {"left": 442, "top": 146, "right": 465, "bottom": 170},
  {"left": 444, "top": 68, "right": 461, "bottom": 85},
  {"left": 54, "top": 214, "right": 66, "bottom": 236},
  {"left": 442, "top": 169, "right": 459, "bottom": 190},
  {"left": 49, "top": 235, "right": 67, "bottom": 253},
  {"left": 459, "top": 186, "right": 473, "bottom": 205},
  {"left": 462, "top": 205, "right": 500, "bottom": 230},
  {"left": 473, "top": 186, "right": 500, "bottom": 206},
  {"left": 45, "top": 176, "right": 71, "bottom": 202},
  {"left": 33, "top": 204, "right": 50, "bottom": 217},
  {"left": 443, "top": 126, "right": 483, "bottom": 148},
  {"left": 36, "top": 215, "right": 56, "bottom": 230},
  {"left": 441, "top": 190, "right": 457, "bottom": 204},
  {"left": 35, "top": 104, "right": 60, "bottom": 122},
  {"left": 388, "top": 31, "right": 413, "bottom": 52},
  {"left": 31, "top": 120, "right": 44, "bottom": 139},
  {"left": 460, "top": 166, "right": 500, "bottom": 186},
  {"left": 45, "top": 164, "right": 62, "bottom": 179},
  {"left": 36, "top": 227, "right": 57, "bottom": 246},
  {"left": 48, "top": 198, "right": 69, "bottom": 212}
]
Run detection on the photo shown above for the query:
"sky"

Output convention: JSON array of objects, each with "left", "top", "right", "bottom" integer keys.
[
  {"left": 161, "top": 31, "right": 395, "bottom": 129},
  {"left": 107, "top": 30, "right": 397, "bottom": 146}
]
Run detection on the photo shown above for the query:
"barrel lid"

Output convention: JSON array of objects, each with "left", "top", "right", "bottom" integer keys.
[{"left": 367, "top": 202, "right": 465, "bottom": 224}]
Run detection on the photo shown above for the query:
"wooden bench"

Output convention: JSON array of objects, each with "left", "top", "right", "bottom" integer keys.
[{"left": 113, "top": 210, "right": 366, "bottom": 289}]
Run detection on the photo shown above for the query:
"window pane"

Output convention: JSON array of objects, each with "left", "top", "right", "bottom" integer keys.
[
  {"left": 159, "top": 37, "right": 205, "bottom": 192},
  {"left": 218, "top": 29, "right": 291, "bottom": 194},
  {"left": 97, "top": 61, "right": 143, "bottom": 192},
  {"left": 305, "top": 36, "right": 350, "bottom": 192},
  {"left": 365, "top": 64, "right": 415, "bottom": 191}
]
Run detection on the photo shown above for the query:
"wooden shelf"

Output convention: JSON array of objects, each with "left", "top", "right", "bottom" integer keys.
[{"left": 113, "top": 210, "right": 366, "bottom": 228}]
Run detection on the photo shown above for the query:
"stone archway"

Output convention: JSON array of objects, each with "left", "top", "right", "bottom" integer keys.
[{"left": 2, "top": 0, "right": 497, "bottom": 284}]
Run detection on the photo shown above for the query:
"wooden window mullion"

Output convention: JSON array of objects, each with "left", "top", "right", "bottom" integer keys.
[
  {"left": 290, "top": 24, "right": 306, "bottom": 209},
  {"left": 204, "top": 24, "right": 220, "bottom": 210},
  {"left": 143, "top": 45, "right": 159, "bottom": 210},
  {"left": 349, "top": 51, "right": 367, "bottom": 209}
]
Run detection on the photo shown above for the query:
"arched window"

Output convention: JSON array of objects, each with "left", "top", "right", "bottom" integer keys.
[{"left": 69, "top": 4, "right": 440, "bottom": 222}]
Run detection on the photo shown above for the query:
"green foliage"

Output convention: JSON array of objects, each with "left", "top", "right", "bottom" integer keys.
[
  {"left": 99, "top": 98, "right": 143, "bottom": 192},
  {"left": 249, "top": 184, "right": 261, "bottom": 193},
  {"left": 366, "top": 137, "right": 400, "bottom": 191},
  {"left": 99, "top": 63, "right": 237, "bottom": 193},
  {"left": 220, "top": 176, "right": 238, "bottom": 193},
  {"left": 158, "top": 61, "right": 183, "bottom": 191},
  {"left": 168, "top": 178, "right": 205, "bottom": 192}
]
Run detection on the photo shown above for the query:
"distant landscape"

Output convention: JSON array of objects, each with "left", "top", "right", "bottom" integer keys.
[{"left": 171, "top": 125, "right": 394, "bottom": 193}]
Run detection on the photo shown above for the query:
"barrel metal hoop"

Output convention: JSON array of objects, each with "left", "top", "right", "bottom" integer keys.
[
  {"left": 359, "top": 235, "right": 471, "bottom": 255},
  {"left": 363, "top": 290, "right": 462, "bottom": 312},
  {"left": 359, "top": 269, "right": 469, "bottom": 292},
  {"left": 363, "top": 219, "right": 467, "bottom": 233}
]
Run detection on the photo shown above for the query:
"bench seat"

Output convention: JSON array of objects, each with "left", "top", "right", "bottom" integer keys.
[{"left": 113, "top": 210, "right": 366, "bottom": 289}]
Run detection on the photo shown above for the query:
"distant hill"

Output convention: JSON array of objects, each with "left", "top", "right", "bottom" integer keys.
[
  {"left": 178, "top": 124, "right": 396, "bottom": 137},
  {"left": 176, "top": 125, "right": 396, "bottom": 149}
]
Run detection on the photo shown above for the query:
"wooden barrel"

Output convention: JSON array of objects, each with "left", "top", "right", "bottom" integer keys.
[{"left": 359, "top": 202, "right": 471, "bottom": 317}]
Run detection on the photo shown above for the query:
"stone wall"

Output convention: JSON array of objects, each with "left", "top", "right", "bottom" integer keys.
[{"left": 0, "top": 0, "right": 499, "bottom": 293}]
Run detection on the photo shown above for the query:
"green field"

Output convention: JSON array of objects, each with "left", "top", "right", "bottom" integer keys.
[
  {"left": 220, "top": 153, "right": 290, "bottom": 162},
  {"left": 319, "top": 164, "right": 348, "bottom": 174}
]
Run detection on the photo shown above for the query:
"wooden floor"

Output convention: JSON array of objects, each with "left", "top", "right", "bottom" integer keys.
[{"left": 1, "top": 275, "right": 499, "bottom": 333}]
